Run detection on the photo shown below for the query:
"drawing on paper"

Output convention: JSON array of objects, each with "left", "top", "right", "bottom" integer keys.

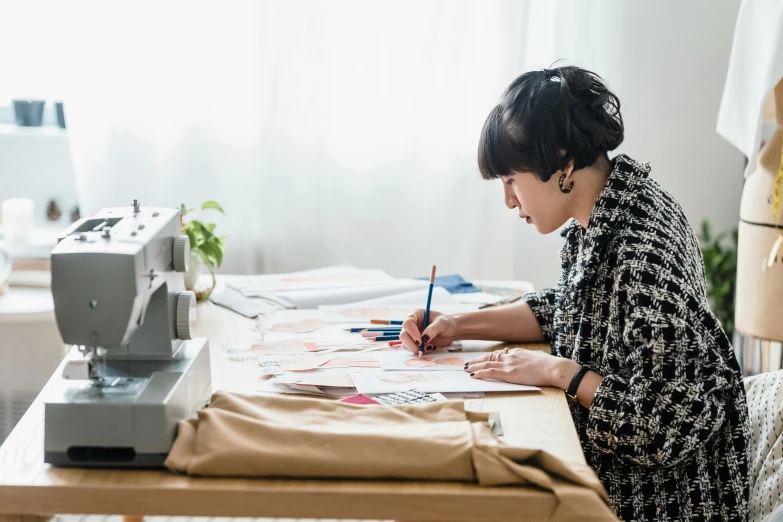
[
  {"left": 269, "top": 318, "right": 326, "bottom": 334},
  {"left": 322, "top": 356, "right": 379, "bottom": 368},
  {"left": 251, "top": 341, "right": 319, "bottom": 355},
  {"left": 376, "top": 373, "right": 442, "bottom": 385},
  {"left": 403, "top": 357, "right": 466, "bottom": 369}
]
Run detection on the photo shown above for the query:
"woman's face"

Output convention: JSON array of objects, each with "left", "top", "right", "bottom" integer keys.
[{"left": 500, "top": 171, "right": 573, "bottom": 234}]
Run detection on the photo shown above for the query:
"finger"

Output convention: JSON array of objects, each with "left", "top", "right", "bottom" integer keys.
[
  {"left": 401, "top": 321, "right": 422, "bottom": 346},
  {"left": 399, "top": 330, "right": 419, "bottom": 354},
  {"left": 469, "top": 368, "right": 508, "bottom": 381},
  {"left": 400, "top": 330, "right": 418, "bottom": 354},
  {"left": 464, "top": 361, "right": 504, "bottom": 373},
  {"left": 466, "top": 353, "right": 493, "bottom": 366},
  {"left": 402, "top": 311, "right": 424, "bottom": 344},
  {"left": 420, "top": 316, "right": 448, "bottom": 347}
]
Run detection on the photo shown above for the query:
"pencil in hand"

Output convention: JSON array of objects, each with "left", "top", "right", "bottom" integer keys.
[{"left": 420, "top": 265, "right": 436, "bottom": 359}]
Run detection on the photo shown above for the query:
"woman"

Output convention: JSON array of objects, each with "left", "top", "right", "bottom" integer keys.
[{"left": 401, "top": 66, "right": 750, "bottom": 521}]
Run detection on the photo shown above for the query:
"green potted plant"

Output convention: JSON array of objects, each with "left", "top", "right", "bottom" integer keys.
[
  {"left": 181, "top": 201, "right": 226, "bottom": 302},
  {"left": 697, "top": 220, "right": 738, "bottom": 339}
]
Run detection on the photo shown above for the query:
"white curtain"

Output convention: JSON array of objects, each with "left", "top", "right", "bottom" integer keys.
[
  {"left": 21, "top": 0, "right": 744, "bottom": 288},
  {"left": 52, "top": 0, "right": 527, "bottom": 281}
]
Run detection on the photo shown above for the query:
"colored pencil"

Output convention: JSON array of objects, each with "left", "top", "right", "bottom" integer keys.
[
  {"left": 388, "top": 340, "right": 403, "bottom": 347},
  {"left": 344, "top": 326, "right": 402, "bottom": 333},
  {"left": 370, "top": 319, "right": 404, "bottom": 325},
  {"left": 361, "top": 329, "right": 401, "bottom": 338},
  {"left": 420, "top": 265, "right": 437, "bottom": 359},
  {"left": 367, "top": 335, "right": 400, "bottom": 342}
]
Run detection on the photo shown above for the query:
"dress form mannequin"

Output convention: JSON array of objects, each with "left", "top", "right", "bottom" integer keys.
[{"left": 736, "top": 80, "right": 783, "bottom": 343}]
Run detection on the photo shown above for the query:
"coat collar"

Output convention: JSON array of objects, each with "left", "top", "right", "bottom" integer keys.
[
  {"left": 561, "top": 154, "right": 651, "bottom": 241},
  {"left": 560, "top": 154, "right": 651, "bottom": 292}
]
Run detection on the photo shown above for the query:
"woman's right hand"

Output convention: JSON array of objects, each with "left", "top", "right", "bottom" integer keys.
[{"left": 399, "top": 310, "right": 459, "bottom": 355}]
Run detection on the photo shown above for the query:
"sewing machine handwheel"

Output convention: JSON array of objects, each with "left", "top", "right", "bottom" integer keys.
[
  {"left": 173, "top": 235, "right": 191, "bottom": 273},
  {"left": 176, "top": 292, "right": 197, "bottom": 340}
]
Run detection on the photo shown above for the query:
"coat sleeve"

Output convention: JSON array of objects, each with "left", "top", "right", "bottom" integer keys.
[
  {"left": 522, "top": 287, "right": 558, "bottom": 344},
  {"left": 585, "top": 265, "right": 738, "bottom": 468}
]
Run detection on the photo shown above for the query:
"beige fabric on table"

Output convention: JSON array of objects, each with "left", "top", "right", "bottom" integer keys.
[{"left": 165, "top": 391, "right": 608, "bottom": 501}]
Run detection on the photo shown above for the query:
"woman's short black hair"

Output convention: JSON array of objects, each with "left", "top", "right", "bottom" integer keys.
[{"left": 478, "top": 66, "right": 624, "bottom": 182}]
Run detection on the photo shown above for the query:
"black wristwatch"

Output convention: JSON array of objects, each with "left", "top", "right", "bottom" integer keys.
[{"left": 565, "top": 365, "right": 589, "bottom": 404}]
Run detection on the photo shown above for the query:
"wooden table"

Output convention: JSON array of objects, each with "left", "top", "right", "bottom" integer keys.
[{"left": 0, "top": 302, "right": 616, "bottom": 522}]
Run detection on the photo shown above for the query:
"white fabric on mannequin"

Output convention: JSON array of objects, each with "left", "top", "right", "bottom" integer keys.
[{"left": 717, "top": 0, "right": 783, "bottom": 173}]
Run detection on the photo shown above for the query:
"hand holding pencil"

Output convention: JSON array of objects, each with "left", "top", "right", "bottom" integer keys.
[
  {"left": 399, "top": 309, "right": 459, "bottom": 355},
  {"left": 399, "top": 266, "right": 460, "bottom": 356}
]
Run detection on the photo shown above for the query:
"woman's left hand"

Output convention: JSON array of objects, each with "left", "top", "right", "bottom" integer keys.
[{"left": 465, "top": 348, "right": 572, "bottom": 388}]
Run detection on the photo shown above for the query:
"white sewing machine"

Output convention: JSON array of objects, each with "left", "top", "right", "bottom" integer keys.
[{"left": 44, "top": 200, "right": 212, "bottom": 467}]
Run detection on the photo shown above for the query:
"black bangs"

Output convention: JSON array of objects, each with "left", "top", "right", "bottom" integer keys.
[{"left": 478, "top": 104, "right": 535, "bottom": 180}]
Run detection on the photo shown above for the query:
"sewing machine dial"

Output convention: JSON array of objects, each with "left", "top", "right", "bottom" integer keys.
[
  {"left": 173, "top": 235, "right": 191, "bottom": 273},
  {"left": 176, "top": 292, "right": 197, "bottom": 340}
]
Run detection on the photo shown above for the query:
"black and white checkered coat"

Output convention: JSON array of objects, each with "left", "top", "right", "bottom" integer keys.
[{"left": 524, "top": 155, "right": 750, "bottom": 521}]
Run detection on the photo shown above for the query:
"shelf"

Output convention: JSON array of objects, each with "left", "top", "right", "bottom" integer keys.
[{"left": 0, "top": 123, "right": 68, "bottom": 139}]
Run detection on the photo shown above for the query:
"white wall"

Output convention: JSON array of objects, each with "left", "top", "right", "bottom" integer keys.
[{"left": 511, "top": 0, "right": 744, "bottom": 289}]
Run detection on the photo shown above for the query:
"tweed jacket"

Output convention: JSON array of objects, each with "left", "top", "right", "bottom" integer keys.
[{"left": 523, "top": 155, "right": 750, "bottom": 521}]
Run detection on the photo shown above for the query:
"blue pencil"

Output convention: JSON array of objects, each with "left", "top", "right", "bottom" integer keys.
[
  {"left": 368, "top": 335, "right": 401, "bottom": 342},
  {"left": 420, "top": 265, "right": 437, "bottom": 359}
]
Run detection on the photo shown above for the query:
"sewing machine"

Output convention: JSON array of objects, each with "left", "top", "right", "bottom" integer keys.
[{"left": 44, "top": 200, "right": 212, "bottom": 468}]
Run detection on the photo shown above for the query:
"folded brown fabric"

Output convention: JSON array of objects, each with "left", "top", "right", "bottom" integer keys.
[{"left": 166, "top": 391, "right": 608, "bottom": 500}]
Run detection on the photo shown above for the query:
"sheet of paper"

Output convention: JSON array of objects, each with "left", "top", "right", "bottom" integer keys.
[
  {"left": 377, "top": 351, "right": 479, "bottom": 371},
  {"left": 226, "top": 265, "right": 395, "bottom": 294},
  {"left": 274, "top": 371, "right": 356, "bottom": 388},
  {"left": 342, "top": 286, "right": 459, "bottom": 307},
  {"left": 224, "top": 266, "right": 431, "bottom": 308},
  {"left": 350, "top": 370, "right": 539, "bottom": 395},
  {"left": 268, "top": 317, "right": 327, "bottom": 333},
  {"left": 210, "top": 284, "right": 288, "bottom": 318},
  {"left": 255, "top": 379, "right": 357, "bottom": 397},
  {"left": 319, "top": 303, "right": 480, "bottom": 323},
  {"left": 276, "top": 279, "right": 428, "bottom": 309},
  {"left": 450, "top": 292, "right": 507, "bottom": 306}
]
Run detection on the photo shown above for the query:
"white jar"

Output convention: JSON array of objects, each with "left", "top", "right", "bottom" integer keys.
[{"left": 1, "top": 198, "right": 35, "bottom": 246}]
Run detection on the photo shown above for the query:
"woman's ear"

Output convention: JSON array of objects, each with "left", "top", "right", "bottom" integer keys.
[
  {"left": 554, "top": 157, "right": 576, "bottom": 181},
  {"left": 555, "top": 150, "right": 575, "bottom": 180},
  {"left": 563, "top": 158, "right": 576, "bottom": 180}
]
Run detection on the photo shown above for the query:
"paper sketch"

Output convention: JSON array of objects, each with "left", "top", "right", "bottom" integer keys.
[
  {"left": 351, "top": 370, "right": 539, "bottom": 395},
  {"left": 377, "top": 351, "right": 478, "bottom": 371},
  {"left": 269, "top": 318, "right": 327, "bottom": 334},
  {"left": 251, "top": 340, "right": 321, "bottom": 355}
]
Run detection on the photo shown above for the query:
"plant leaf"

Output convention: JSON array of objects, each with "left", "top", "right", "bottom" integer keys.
[
  {"left": 201, "top": 201, "right": 225, "bottom": 214},
  {"left": 700, "top": 220, "right": 710, "bottom": 243},
  {"left": 198, "top": 241, "right": 221, "bottom": 268}
]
